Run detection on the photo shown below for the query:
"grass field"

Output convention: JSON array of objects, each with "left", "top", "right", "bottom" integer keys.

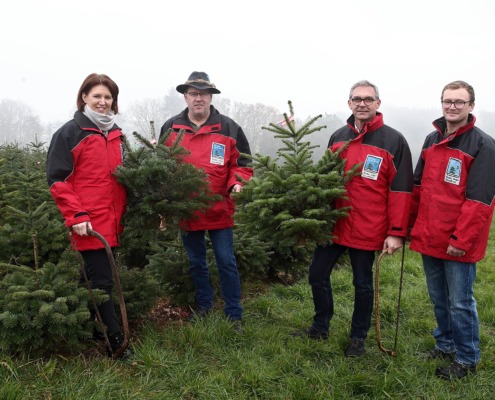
[{"left": 1, "top": 236, "right": 495, "bottom": 399}]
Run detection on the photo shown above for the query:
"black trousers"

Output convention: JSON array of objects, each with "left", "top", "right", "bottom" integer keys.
[
  {"left": 80, "top": 248, "right": 121, "bottom": 336},
  {"left": 308, "top": 243, "right": 375, "bottom": 338}
]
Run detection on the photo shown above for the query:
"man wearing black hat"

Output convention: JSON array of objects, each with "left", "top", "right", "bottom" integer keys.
[{"left": 160, "top": 71, "right": 253, "bottom": 333}]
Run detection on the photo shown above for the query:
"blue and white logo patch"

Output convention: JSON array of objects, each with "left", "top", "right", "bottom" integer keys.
[
  {"left": 362, "top": 155, "right": 383, "bottom": 181},
  {"left": 445, "top": 157, "right": 461, "bottom": 185},
  {"left": 210, "top": 142, "right": 226, "bottom": 165}
]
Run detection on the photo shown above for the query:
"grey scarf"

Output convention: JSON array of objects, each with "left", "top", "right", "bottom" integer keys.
[{"left": 83, "top": 104, "right": 115, "bottom": 133}]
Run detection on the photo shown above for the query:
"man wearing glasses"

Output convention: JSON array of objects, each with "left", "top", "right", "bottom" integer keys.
[
  {"left": 160, "top": 71, "right": 252, "bottom": 334},
  {"left": 409, "top": 81, "right": 495, "bottom": 379},
  {"left": 292, "top": 80, "right": 413, "bottom": 357}
]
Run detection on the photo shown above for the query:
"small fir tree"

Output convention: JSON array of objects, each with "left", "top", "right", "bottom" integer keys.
[
  {"left": 0, "top": 143, "right": 68, "bottom": 267},
  {"left": 146, "top": 229, "right": 272, "bottom": 305},
  {"left": 0, "top": 256, "right": 106, "bottom": 355},
  {"left": 114, "top": 130, "right": 219, "bottom": 269},
  {"left": 145, "top": 233, "right": 194, "bottom": 305},
  {"left": 113, "top": 126, "right": 273, "bottom": 305},
  {"left": 233, "top": 228, "right": 273, "bottom": 280},
  {"left": 0, "top": 142, "right": 165, "bottom": 355},
  {"left": 2, "top": 202, "right": 67, "bottom": 268},
  {"left": 117, "top": 265, "right": 161, "bottom": 319},
  {"left": 235, "top": 102, "right": 359, "bottom": 278}
]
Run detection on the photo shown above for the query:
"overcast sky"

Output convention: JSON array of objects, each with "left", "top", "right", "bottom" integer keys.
[{"left": 1, "top": 0, "right": 494, "bottom": 125}]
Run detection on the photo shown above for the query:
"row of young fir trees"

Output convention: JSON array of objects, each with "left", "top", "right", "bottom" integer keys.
[{"left": 0, "top": 102, "right": 356, "bottom": 355}]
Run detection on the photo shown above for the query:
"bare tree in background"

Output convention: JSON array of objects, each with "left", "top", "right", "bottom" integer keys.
[
  {"left": 119, "top": 92, "right": 284, "bottom": 154},
  {"left": 117, "top": 88, "right": 185, "bottom": 142},
  {"left": 214, "top": 97, "right": 280, "bottom": 153},
  {"left": 0, "top": 99, "right": 43, "bottom": 145},
  {"left": 163, "top": 87, "right": 186, "bottom": 118},
  {"left": 310, "top": 113, "right": 345, "bottom": 160},
  {"left": 118, "top": 98, "right": 166, "bottom": 139}
]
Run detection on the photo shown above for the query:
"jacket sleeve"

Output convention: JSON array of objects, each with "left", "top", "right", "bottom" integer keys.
[
  {"left": 227, "top": 125, "right": 253, "bottom": 190},
  {"left": 450, "top": 136, "right": 495, "bottom": 251},
  {"left": 46, "top": 127, "right": 90, "bottom": 227},
  {"left": 387, "top": 136, "right": 414, "bottom": 237}
]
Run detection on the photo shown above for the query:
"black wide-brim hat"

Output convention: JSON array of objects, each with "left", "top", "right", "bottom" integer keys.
[{"left": 176, "top": 71, "right": 221, "bottom": 94}]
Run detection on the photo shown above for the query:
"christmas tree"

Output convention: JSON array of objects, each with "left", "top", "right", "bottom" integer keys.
[
  {"left": 0, "top": 143, "right": 68, "bottom": 268},
  {"left": 146, "top": 228, "right": 272, "bottom": 305},
  {"left": 235, "top": 102, "right": 359, "bottom": 277},
  {"left": 0, "top": 143, "right": 162, "bottom": 355},
  {"left": 0, "top": 253, "right": 104, "bottom": 355},
  {"left": 114, "top": 130, "right": 219, "bottom": 268}
]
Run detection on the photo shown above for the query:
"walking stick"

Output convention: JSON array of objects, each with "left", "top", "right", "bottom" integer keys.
[
  {"left": 374, "top": 239, "right": 406, "bottom": 357},
  {"left": 72, "top": 226, "right": 130, "bottom": 359}
]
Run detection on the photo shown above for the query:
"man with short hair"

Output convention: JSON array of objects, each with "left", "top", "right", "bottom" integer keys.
[
  {"left": 160, "top": 72, "right": 252, "bottom": 333},
  {"left": 410, "top": 80, "right": 495, "bottom": 379},
  {"left": 292, "top": 80, "right": 413, "bottom": 357}
]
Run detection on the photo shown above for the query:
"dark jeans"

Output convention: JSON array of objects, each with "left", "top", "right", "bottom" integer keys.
[
  {"left": 308, "top": 243, "right": 375, "bottom": 339},
  {"left": 80, "top": 248, "right": 121, "bottom": 336},
  {"left": 181, "top": 228, "right": 242, "bottom": 321}
]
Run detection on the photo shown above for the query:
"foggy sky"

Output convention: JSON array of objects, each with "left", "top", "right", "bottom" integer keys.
[{"left": 1, "top": 0, "right": 495, "bottom": 125}]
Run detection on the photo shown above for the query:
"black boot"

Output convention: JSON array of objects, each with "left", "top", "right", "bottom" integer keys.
[{"left": 107, "top": 334, "right": 133, "bottom": 360}]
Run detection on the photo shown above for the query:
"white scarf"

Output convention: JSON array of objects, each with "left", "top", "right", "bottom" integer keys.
[{"left": 83, "top": 104, "right": 116, "bottom": 133}]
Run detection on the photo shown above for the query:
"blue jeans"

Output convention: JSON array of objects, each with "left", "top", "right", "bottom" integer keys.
[
  {"left": 422, "top": 255, "right": 479, "bottom": 367},
  {"left": 181, "top": 228, "right": 242, "bottom": 321},
  {"left": 308, "top": 243, "right": 375, "bottom": 339}
]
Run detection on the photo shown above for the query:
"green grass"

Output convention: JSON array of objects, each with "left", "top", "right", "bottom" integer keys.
[{"left": 2, "top": 243, "right": 495, "bottom": 399}]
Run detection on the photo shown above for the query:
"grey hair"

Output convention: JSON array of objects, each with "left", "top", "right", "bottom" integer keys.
[{"left": 349, "top": 80, "right": 380, "bottom": 99}]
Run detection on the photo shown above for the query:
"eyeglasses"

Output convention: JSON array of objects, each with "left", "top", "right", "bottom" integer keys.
[
  {"left": 350, "top": 97, "right": 376, "bottom": 106},
  {"left": 187, "top": 91, "right": 211, "bottom": 98},
  {"left": 441, "top": 100, "right": 470, "bottom": 109}
]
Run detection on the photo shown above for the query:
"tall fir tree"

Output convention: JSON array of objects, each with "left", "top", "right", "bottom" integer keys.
[{"left": 235, "top": 102, "right": 360, "bottom": 278}]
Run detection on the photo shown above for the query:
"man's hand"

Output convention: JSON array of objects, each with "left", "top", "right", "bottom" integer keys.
[
  {"left": 72, "top": 221, "right": 92, "bottom": 236},
  {"left": 230, "top": 184, "right": 243, "bottom": 199},
  {"left": 383, "top": 235, "right": 403, "bottom": 254},
  {"left": 447, "top": 244, "right": 465, "bottom": 257}
]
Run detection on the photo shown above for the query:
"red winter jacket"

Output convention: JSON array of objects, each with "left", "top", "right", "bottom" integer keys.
[
  {"left": 329, "top": 113, "right": 413, "bottom": 251},
  {"left": 409, "top": 115, "right": 495, "bottom": 262},
  {"left": 160, "top": 106, "right": 253, "bottom": 231},
  {"left": 46, "top": 111, "right": 127, "bottom": 251}
]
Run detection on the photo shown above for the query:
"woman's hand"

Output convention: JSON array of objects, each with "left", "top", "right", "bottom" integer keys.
[{"left": 72, "top": 221, "right": 93, "bottom": 236}]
